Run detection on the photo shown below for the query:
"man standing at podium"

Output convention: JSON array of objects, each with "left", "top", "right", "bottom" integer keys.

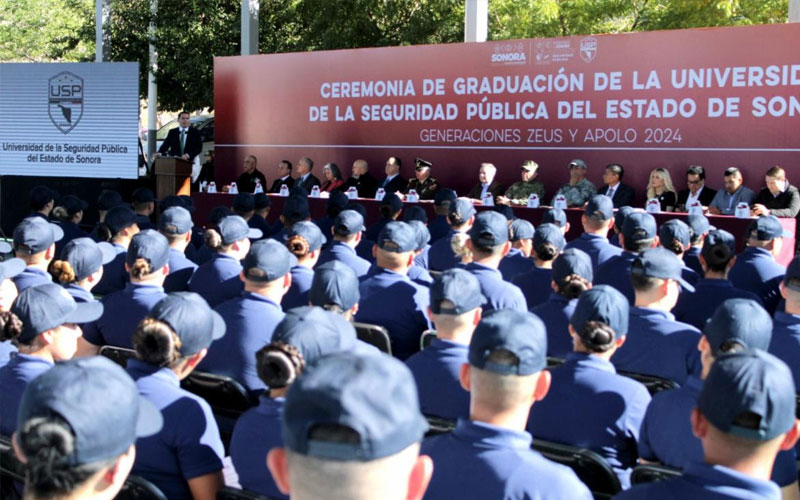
[{"left": 156, "top": 112, "right": 202, "bottom": 163}]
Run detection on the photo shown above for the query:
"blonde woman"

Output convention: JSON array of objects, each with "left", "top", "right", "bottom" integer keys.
[{"left": 646, "top": 168, "right": 677, "bottom": 212}]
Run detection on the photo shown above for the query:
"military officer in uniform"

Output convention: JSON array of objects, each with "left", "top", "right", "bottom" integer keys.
[{"left": 404, "top": 157, "right": 439, "bottom": 200}]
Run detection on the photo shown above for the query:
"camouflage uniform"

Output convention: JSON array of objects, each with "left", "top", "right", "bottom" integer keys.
[
  {"left": 504, "top": 180, "right": 546, "bottom": 206},
  {"left": 405, "top": 177, "right": 439, "bottom": 200},
  {"left": 552, "top": 179, "right": 597, "bottom": 207}
]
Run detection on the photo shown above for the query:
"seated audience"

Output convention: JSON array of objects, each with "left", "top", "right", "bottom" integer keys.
[
  {"left": 565, "top": 194, "right": 622, "bottom": 270},
  {"left": 12, "top": 216, "right": 64, "bottom": 292},
  {"left": 428, "top": 198, "right": 475, "bottom": 272},
  {"left": 51, "top": 237, "right": 115, "bottom": 303},
  {"left": 512, "top": 223, "right": 565, "bottom": 309},
  {"left": 595, "top": 212, "right": 659, "bottom": 304},
  {"left": 729, "top": 215, "right": 787, "bottom": 315},
  {"left": 316, "top": 209, "right": 372, "bottom": 278},
  {"left": 498, "top": 219, "right": 536, "bottom": 281},
  {"left": 159, "top": 206, "right": 199, "bottom": 292},
  {"left": 282, "top": 222, "right": 323, "bottom": 310}
]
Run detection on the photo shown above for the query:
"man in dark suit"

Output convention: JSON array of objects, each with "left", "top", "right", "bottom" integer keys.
[
  {"left": 676, "top": 165, "right": 717, "bottom": 211},
  {"left": 597, "top": 163, "right": 635, "bottom": 208},
  {"left": 294, "top": 156, "right": 321, "bottom": 191},
  {"left": 379, "top": 156, "right": 407, "bottom": 195},
  {"left": 268, "top": 160, "right": 295, "bottom": 193},
  {"left": 156, "top": 111, "right": 202, "bottom": 162},
  {"left": 343, "top": 159, "right": 379, "bottom": 198},
  {"left": 466, "top": 163, "right": 505, "bottom": 201},
  {"left": 236, "top": 154, "right": 267, "bottom": 193}
]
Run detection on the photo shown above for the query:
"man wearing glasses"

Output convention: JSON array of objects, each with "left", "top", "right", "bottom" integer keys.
[{"left": 677, "top": 165, "right": 717, "bottom": 212}]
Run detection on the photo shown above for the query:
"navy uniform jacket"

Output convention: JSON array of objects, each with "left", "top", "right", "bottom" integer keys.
[
  {"left": 164, "top": 248, "right": 198, "bottom": 293},
  {"left": 565, "top": 233, "right": 623, "bottom": 270},
  {"left": 530, "top": 293, "right": 578, "bottom": 359},
  {"left": 512, "top": 266, "right": 554, "bottom": 310},
  {"left": 316, "top": 241, "right": 371, "bottom": 278},
  {"left": 497, "top": 247, "right": 534, "bottom": 281},
  {"left": 365, "top": 217, "right": 392, "bottom": 243},
  {"left": 229, "top": 396, "right": 287, "bottom": 499},
  {"left": 0, "top": 354, "right": 53, "bottom": 436},
  {"left": 92, "top": 243, "right": 127, "bottom": 296},
  {"left": 683, "top": 246, "right": 703, "bottom": 276},
  {"left": 82, "top": 283, "right": 166, "bottom": 348},
  {"left": 769, "top": 311, "right": 800, "bottom": 389},
  {"left": 0, "top": 341, "right": 17, "bottom": 369},
  {"left": 355, "top": 268, "right": 431, "bottom": 360},
  {"left": 312, "top": 216, "right": 334, "bottom": 248},
  {"left": 248, "top": 214, "right": 272, "bottom": 240},
  {"left": 200, "top": 292, "right": 285, "bottom": 392},
  {"left": 188, "top": 253, "right": 244, "bottom": 308},
  {"left": 414, "top": 245, "right": 430, "bottom": 269},
  {"left": 135, "top": 214, "right": 155, "bottom": 231},
  {"left": 407, "top": 264, "right": 434, "bottom": 287},
  {"left": 12, "top": 267, "right": 53, "bottom": 293},
  {"left": 356, "top": 237, "right": 376, "bottom": 263},
  {"left": 422, "top": 419, "right": 592, "bottom": 500},
  {"left": 428, "top": 215, "right": 450, "bottom": 243},
  {"left": 729, "top": 247, "right": 785, "bottom": 314},
  {"left": 614, "top": 461, "right": 780, "bottom": 500},
  {"left": 611, "top": 307, "right": 701, "bottom": 385},
  {"left": 638, "top": 375, "right": 797, "bottom": 487},
  {"left": 282, "top": 266, "right": 313, "bottom": 310},
  {"left": 595, "top": 251, "right": 638, "bottom": 304},
  {"left": 55, "top": 220, "right": 89, "bottom": 258},
  {"left": 672, "top": 279, "right": 763, "bottom": 330},
  {"left": 405, "top": 339, "right": 470, "bottom": 420},
  {"left": 128, "top": 360, "right": 224, "bottom": 500},
  {"left": 63, "top": 283, "right": 95, "bottom": 303},
  {"left": 465, "top": 262, "right": 527, "bottom": 313},
  {"left": 529, "top": 352, "right": 651, "bottom": 489},
  {"left": 427, "top": 230, "right": 461, "bottom": 271}
]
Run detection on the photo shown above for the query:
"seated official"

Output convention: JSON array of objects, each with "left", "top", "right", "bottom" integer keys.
[
  {"left": 466, "top": 163, "right": 504, "bottom": 202},
  {"left": 269, "top": 160, "right": 295, "bottom": 193},
  {"left": 676, "top": 165, "right": 717, "bottom": 212},
  {"left": 497, "top": 160, "right": 546, "bottom": 206},
  {"left": 282, "top": 222, "right": 323, "bottom": 310},
  {"left": 320, "top": 162, "right": 345, "bottom": 193},
  {"left": 51, "top": 237, "right": 115, "bottom": 303},
  {"left": 293, "top": 156, "right": 321, "bottom": 192},
  {"left": 12, "top": 216, "right": 64, "bottom": 292},
  {"left": 752, "top": 166, "right": 800, "bottom": 218},
  {"left": 598, "top": 164, "right": 635, "bottom": 208},
  {"left": 403, "top": 157, "right": 439, "bottom": 200},
  {"left": 645, "top": 168, "right": 677, "bottom": 212},
  {"left": 565, "top": 195, "right": 623, "bottom": 270},
  {"left": 729, "top": 215, "right": 787, "bottom": 315},
  {"left": 378, "top": 156, "right": 407, "bottom": 195},
  {"left": 512, "top": 223, "right": 565, "bottom": 309},
  {"left": 237, "top": 155, "right": 267, "bottom": 194},
  {"left": 428, "top": 198, "right": 476, "bottom": 272},
  {"left": 708, "top": 167, "right": 756, "bottom": 215},
  {"left": 343, "top": 159, "right": 379, "bottom": 198},
  {"left": 551, "top": 159, "right": 597, "bottom": 207},
  {"left": 498, "top": 219, "right": 536, "bottom": 281}
]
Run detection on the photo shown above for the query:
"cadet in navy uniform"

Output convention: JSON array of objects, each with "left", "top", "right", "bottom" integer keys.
[
  {"left": 609, "top": 206, "right": 634, "bottom": 248},
  {"left": 232, "top": 192, "right": 255, "bottom": 222},
  {"left": 403, "top": 205, "right": 430, "bottom": 267},
  {"left": 541, "top": 207, "right": 570, "bottom": 235},
  {"left": 51, "top": 237, "right": 116, "bottom": 303},
  {"left": 51, "top": 194, "right": 89, "bottom": 257},
  {"left": 316, "top": 209, "right": 372, "bottom": 277},
  {"left": 464, "top": 211, "right": 526, "bottom": 312},
  {"left": 192, "top": 206, "right": 232, "bottom": 265},
  {"left": 0, "top": 284, "right": 102, "bottom": 436},
  {"left": 28, "top": 185, "right": 57, "bottom": 220},
  {"left": 131, "top": 187, "right": 157, "bottom": 230},
  {"left": 200, "top": 239, "right": 292, "bottom": 392},
  {"left": 639, "top": 299, "right": 800, "bottom": 497},
  {"left": 729, "top": 215, "right": 788, "bottom": 314},
  {"left": 565, "top": 195, "right": 623, "bottom": 270},
  {"left": 658, "top": 219, "right": 700, "bottom": 286},
  {"left": 79, "top": 230, "right": 169, "bottom": 354},
  {"left": 770, "top": 257, "right": 800, "bottom": 388},
  {"left": 248, "top": 193, "right": 272, "bottom": 239},
  {"left": 282, "top": 221, "right": 323, "bottom": 310},
  {"left": 531, "top": 248, "right": 593, "bottom": 359},
  {"left": 611, "top": 247, "right": 701, "bottom": 384},
  {"left": 365, "top": 192, "right": 403, "bottom": 243},
  {"left": 429, "top": 188, "right": 457, "bottom": 243},
  {"left": 265, "top": 352, "right": 433, "bottom": 500},
  {"left": 595, "top": 212, "right": 659, "bottom": 304},
  {"left": 617, "top": 350, "right": 800, "bottom": 500},
  {"left": 673, "top": 230, "right": 763, "bottom": 329},
  {"left": 405, "top": 269, "right": 485, "bottom": 420},
  {"left": 308, "top": 260, "right": 361, "bottom": 320},
  {"left": 159, "top": 206, "right": 199, "bottom": 292},
  {"left": 270, "top": 195, "right": 310, "bottom": 243},
  {"left": 422, "top": 309, "right": 592, "bottom": 500},
  {"left": 313, "top": 190, "right": 348, "bottom": 248},
  {"left": 230, "top": 307, "right": 362, "bottom": 499},
  {"left": 92, "top": 205, "right": 140, "bottom": 295},
  {"left": 12, "top": 216, "right": 64, "bottom": 292},
  {"left": 188, "top": 215, "right": 261, "bottom": 307},
  {"left": 512, "top": 223, "right": 565, "bottom": 309},
  {"left": 406, "top": 220, "right": 434, "bottom": 286},
  {"left": 0, "top": 257, "right": 26, "bottom": 367},
  {"left": 428, "top": 198, "right": 475, "bottom": 272},
  {"left": 683, "top": 214, "right": 712, "bottom": 276},
  {"left": 498, "top": 218, "right": 535, "bottom": 281},
  {"left": 530, "top": 285, "right": 651, "bottom": 488},
  {"left": 355, "top": 221, "right": 432, "bottom": 359},
  {"left": 347, "top": 202, "right": 378, "bottom": 263},
  {"left": 127, "top": 293, "right": 226, "bottom": 500}
]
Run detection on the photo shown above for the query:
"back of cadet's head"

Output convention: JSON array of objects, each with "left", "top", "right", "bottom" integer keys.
[
  {"left": 242, "top": 239, "right": 296, "bottom": 285},
  {"left": 429, "top": 269, "right": 485, "bottom": 333},
  {"left": 468, "top": 211, "right": 508, "bottom": 255},
  {"left": 551, "top": 248, "right": 593, "bottom": 300},
  {"left": 570, "top": 285, "right": 629, "bottom": 353},
  {"left": 621, "top": 212, "right": 657, "bottom": 252},
  {"left": 701, "top": 229, "right": 736, "bottom": 273},
  {"left": 703, "top": 298, "right": 772, "bottom": 357},
  {"left": 783, "top": 256, "right": 800, "bottom": 301}
]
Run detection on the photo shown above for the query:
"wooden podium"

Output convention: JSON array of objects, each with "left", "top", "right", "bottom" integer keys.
[{"left": 154, "top": 157, "right": 192, "bottom": 199}]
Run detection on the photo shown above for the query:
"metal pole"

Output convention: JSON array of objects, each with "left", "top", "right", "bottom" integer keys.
[
  {"left": 95, "top": 0, "right": 112, "bottom": 62},
  {"left": 464, "top": 0, "right": 488, "bottom": 42},
  {"left": 790, "top": 0, "right": 800, "bottom": 22},
  {"left": 241, "top": 0, "right": 259, "bottom": 55},
  {"left": 147, "top": 0, "right": 158, "bottom": 164}
]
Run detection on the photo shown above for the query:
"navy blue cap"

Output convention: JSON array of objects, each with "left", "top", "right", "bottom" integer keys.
[
  {"left": 131, "top": 187, "right": 155, "bottom": 204},
  {"left": 469, "top": 211, "right": 509, "bottom": 248},
  {"left": 254, "top": 193, "right": 271, "bottom": 210},
  {"left": 784, "top": 256, "right": 800, "bottom": 292},
  {"left": 148, "top": 292, "right": 225, "bottom": 356},
  {"left": 377, "top": 221, "right": 417, "bottom": 253},
  {"left": 469, "top": 309, "right": 547, "bottom": 375},
  {"left": 346, "top": 203, "right": 367, "bottom": 220},
  {"left": 614, "top": 206, "right": 634, "bottom": 228},
  {"left": 283, "top": 352, "right": 428, "bottom": 460},
  {"left": 659, "top": 219, "right": 691, "bottom": 248},
  {"left": 381, "top": 193, "right": 403, "bottom": 213},
  {"left": 243, "top": 239, "right": 296, "bottom": 281},
  {"left": 492, "top": 204, "right": 516, "bottom": 221},
  {"left": 434, "top": 188, "right": 457, "bottom": 207},
  {"left": 631, "top": 247, "right": 695, "bottom": 291},
  {"left": 12, "top": 284, "right": 103, "bottom": 342},
  {"left": 570, "top": 285, "right": 629, "bottom": 339},
  {"left": 552, "top": 248, "right": 593, "bottom": 284},
  {"left": 218, "top": 214, "right": 262, "bottom": 243},
  {"left": 309, "top": 261, "right": 360, "bottom": 311},
  {"left": 327, "top": 191, "right": 349, "bottom": 212},
  {"left": 17, "top": 356, "right": 162, "bottom": 466},
  {"left": 622, "top": 212, "right": 657, "bottom": 243},
  {"left": 178, "top": 195, "right": 195, "bottom": 212},
  {"left": 288, "top": 221, "right": 325, "bottom": 252},
  {"left": 533, "top": 223, "right": 566, "bottom": 253},
  {"left": 273, "top": 306, "right": 357, "bottom": 364},
  {"left": 29, "top": 185, "right": 58, "bottom": 209},
  {"left": 704, "top": 298, "right": 772, "bottom": 355},
  {"left": 541, "top": 208, "right": 567, "bottom": 228},
  {"left": 687, "top": 214, "right": 713, "bottom": 237},
  {"left": 283, "top": 195, "right": 311, "bottom": 221},
  {"left": 585, "top": 195, "right": 614, "bottom": 221},
  {"left": 509, "top": 219, "right": 534, "bottom": 241},
  {"left": 333, "top": 210, "right": 365, "bottom": 236},
  {"left": 698, "top": 350, "right": 796, "bottom": 441},
  {"left": 58, "top": 195, "right": 88, "bottom": 216},
  {"left": 97, "top": 190, "right": 124, "bottom": 211},
  {"left": 408, "top": 220, "right": 430, "bottom": 250},
  {"left": 701, "top": 229, "right": 736, "bottom": 261},
  {"left": 448, "top": 198, "right": 476, "bottom": 224},
  {"left": 159, "top": 206, "right": 193, "bottom": 235},
  {"left": 159, "top": 195, "right": 183, "bottom": 212},
  {"left": 402, "top": 205, "right": 428, "bottom": 224},
  {"left": 0, "top": 258, "right": 25, "bottom": 282},
  {"left": 104, "top": 205, "right": 137, "bottom": 234},
  {"left": 208, "top": 206, "right": 232, "bottom": 225},
  {"left": 747, "top": 215, "right": 791, "bottom": 241},
  {"left": 13, "top": 216, "right": 64, "bottom": 254},
  {"left": 430, "top": 268, "right": 486, "bottom": 315},
  {"left": 232, "top": 192, "right": 255, "bottom": 212},
  {"left": 62, "top": 238, "right": 116, "bottom": 281},
  {"left": 126, "top": 230, "right": 170, "bottom": 271}
]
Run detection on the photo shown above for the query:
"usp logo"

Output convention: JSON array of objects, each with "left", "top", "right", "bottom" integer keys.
[
  {"left": 580, "top": 37, "right": 597, "bottom": 63},
  {"left": 48, "top": 71, "right": 84, "bottom": 134}
]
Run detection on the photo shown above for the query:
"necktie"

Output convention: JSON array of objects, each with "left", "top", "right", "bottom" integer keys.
[
  {"left": 180, "top": 129, "right": 185, "bottom": 155},
  {"left": 607, "top": 187, "right": 615, "bottom": 199}
]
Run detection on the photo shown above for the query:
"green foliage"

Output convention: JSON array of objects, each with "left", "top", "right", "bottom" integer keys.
[{"left": 0, "top": 0, "right": 95, "bottom": 62}]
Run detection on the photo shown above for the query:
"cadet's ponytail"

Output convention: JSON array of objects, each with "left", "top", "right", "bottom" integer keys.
[
  {"left": 50, "top": 260, "right": 77, "bottom": 284},
  {"left": 0, "top": 310, "right": 24, "bottom": 343},
  {"left": 132, "top": 318, "right": 183, "bottom": 367},
  {"left": 577, "top": 320, "right": 616, "bottom": 353},
  {"left": 256, "top": 341, "right": 306, "bottom": 389}
]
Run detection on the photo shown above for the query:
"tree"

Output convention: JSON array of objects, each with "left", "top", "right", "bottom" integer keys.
[{"left": 0, "top": 0, "right": 95, "bottom": 62}]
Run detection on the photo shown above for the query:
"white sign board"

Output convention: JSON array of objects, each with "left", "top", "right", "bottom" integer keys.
[{"left": 0, "top": 62, "right": 139, "bottom": 179}]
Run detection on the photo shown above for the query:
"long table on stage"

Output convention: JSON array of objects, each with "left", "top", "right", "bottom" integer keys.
[{"left": 191, "top": 193, "right": 796, "bottom": 267}]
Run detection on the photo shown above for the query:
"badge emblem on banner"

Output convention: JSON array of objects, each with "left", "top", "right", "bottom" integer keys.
[
  {"left": 553, "top": 195, "right": 567, "bottom": 210},
  {"left": 207, "top": 182, "right": 217, "bottom": 193},
  {"left": 346, "top": 187, "right": 358, "bottom": 200},
  {"left": 253, "top": 179, "right": 263, "bottom": 194},
  {"left": 482, "top": 192, "right": 494, "bottom": 207},
  {"left": 527, "top": 194, "right": 540, "bottom": 209},
  {"left": 580, "top": 37, "right": 598, "bottom": 63},
  {"left": 48, "top": 71, "right": 84, "bottom": 134},
  {"left": 646, "top": 198, "right": 661, "bottom": 213},
  {"left": 687, "top": 201, "right": 703, "bottom": 216},
  {"left": 228, "top": 182, "right": 239, "bottom": 195},
  {"left": 734, "top": 202, "right": 751, "bottom": 219},
  {"left": 279, "top": 184, "right": 289, "bottom": 197},
  {"left": 310, "top": 186, "right": 321, "bottom": 198},
  {"left": 406, "top": 189, "right": 419, "bottom": 203}
]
